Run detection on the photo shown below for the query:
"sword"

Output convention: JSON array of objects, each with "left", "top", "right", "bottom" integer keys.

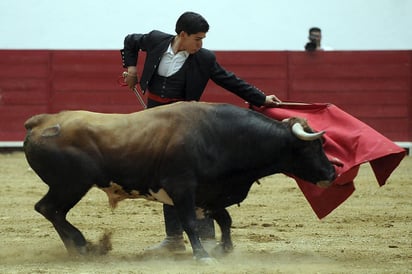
[{"left": 131, "top": 86, "right": 147, "bottom": 109}]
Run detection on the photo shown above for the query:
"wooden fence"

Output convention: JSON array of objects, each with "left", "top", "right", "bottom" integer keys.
[{"left": 0, "top": 50, "right": 410, "bottom": 145}]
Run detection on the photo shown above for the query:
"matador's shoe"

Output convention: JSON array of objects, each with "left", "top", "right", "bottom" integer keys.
[{"left": 144, "top": 235, "right": 186, "bottom": 255}]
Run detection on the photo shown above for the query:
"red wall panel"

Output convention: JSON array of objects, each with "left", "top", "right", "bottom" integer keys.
[
  {"left": 0, "top": 51, "right": 51, "bottom": 141},
  {"left": 0, "top": 50, "right": 410, "bottom": 142},
  {"left": 286, "top": 51, "right": 411, "bottom": 141}
]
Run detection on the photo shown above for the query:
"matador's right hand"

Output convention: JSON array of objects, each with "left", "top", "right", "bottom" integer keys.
[
  {"left": 125, "top": 73, "right": 138, "bottom": 89},
  {"left": 125, "top": 66, "right": 138, "bottom": 89}
]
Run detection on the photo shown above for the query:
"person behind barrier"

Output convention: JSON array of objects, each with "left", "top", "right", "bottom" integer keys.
[
  {"left": 305, "top": 27, "right": 323, "bottom": 51},
  {"left": 305, "top": 27, "right": 333, "bottom": 51}
]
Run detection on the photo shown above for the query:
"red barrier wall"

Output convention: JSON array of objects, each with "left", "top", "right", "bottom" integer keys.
[{"left": 0, "top": 50, "right": 411, "bottom": 142}]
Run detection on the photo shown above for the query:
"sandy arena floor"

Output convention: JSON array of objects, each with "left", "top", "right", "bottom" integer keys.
[{"left": 0, "top": 152, "right": 411, "bottom": 273}]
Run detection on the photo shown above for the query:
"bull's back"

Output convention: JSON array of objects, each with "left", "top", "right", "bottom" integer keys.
[
  {"left": 25, "top": 111, "right": 126, "bottom": 144},
  {"left": 22, "top": 108, "right": 179, "bottom": 165},
  {"left": 23, "top": 102, "right": 276, "bottom": 169},
  {"left": 167, "top": 102, "right": 277, "bottom": 146}
]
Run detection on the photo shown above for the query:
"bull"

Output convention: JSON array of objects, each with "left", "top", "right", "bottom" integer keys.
[{"left": 23, "top": 101, "right": 335, "bottom": 262}]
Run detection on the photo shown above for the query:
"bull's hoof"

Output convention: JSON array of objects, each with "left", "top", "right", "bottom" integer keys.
[
  {"left": 67, "top": 245, "right": 88, "bottom": 257},
  {"left": 85, "top": 232, "right": 113, "bottom": 255},
  {"left": 67, "top": 232, "right": 113, "bottom": 256}
]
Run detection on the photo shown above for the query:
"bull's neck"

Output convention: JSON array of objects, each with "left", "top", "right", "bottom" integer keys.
[{"left": 238, "top": 122, "right": 293, "bottom": 178}]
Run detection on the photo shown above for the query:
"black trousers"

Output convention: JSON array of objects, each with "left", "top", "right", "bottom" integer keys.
[{"left": 163, "top": 203, "right": 215, "bottom": 239}]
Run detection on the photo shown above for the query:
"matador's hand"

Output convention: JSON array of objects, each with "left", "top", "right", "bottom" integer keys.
[
  {"left": 263, "top": 95, "right": 282, "bottom": 107},
  {"left": 125, "top": 66, "right": 138, "bottom": 89},
  {"left": 125, "top": 73, "right": 138, "bottom": 89}
]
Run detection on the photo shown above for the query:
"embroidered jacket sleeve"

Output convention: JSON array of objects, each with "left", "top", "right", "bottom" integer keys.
[
  {"left": 121, "top": 31, "right": 173, "bottom": 91},
  {"left": 121, "top": 30, "right": 172, "bottom": 68}
]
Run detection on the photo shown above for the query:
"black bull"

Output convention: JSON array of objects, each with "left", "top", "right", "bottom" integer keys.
[{"left": 23, "top": 102, "right": 335, "bottom": 261}]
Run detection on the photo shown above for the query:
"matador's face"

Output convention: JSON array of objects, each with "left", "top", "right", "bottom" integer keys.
[{"left": 181, "top": 32, "right": 206, "bottom": 54}]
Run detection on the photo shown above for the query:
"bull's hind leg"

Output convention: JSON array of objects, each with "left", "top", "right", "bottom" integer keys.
[
  {"left": 210, "top": 208, "right": 233, "bottom": 257},
  {"left": 35, "top": 184, "right": 90, "bottom": 255}
]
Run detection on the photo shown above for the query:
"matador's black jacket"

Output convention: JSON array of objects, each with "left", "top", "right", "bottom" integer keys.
[{"left": 121, "top": 30, "right": 266, "bottom": 106}]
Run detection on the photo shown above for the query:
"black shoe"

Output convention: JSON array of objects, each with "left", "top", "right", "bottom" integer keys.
[{"left": 144, "top": 236, "right": 186, "bottom": 255}]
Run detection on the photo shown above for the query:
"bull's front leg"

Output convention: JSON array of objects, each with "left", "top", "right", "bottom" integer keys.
[
  {"left": 210, "top": 208, "right": 233, "bottom": 257},
  {"left": 35, "top": 188, "right": 89, "bottom": 255},
  {"left": 172, "top": 197, "right": 213, "bottom": 262}
]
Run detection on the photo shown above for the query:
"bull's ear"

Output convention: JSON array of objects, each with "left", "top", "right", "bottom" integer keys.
[
  {"left": 41, "top": 124, "right": 61, "bottom": 137},
  {"left": 292, "top": 123, "right": 325, "bottom": 141}
]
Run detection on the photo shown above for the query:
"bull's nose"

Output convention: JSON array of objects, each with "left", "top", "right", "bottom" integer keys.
[{"left": 317, "top": 168, "right": 336, "bottom": 188}]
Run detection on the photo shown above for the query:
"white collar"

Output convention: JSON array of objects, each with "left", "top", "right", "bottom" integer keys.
[{"left": 166, "top": 43, "right": 189, "bottom": 57}]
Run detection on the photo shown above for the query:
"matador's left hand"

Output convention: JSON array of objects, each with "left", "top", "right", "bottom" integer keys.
[{"left": 264, "top": 95, "right": 282, "bottom": 107}]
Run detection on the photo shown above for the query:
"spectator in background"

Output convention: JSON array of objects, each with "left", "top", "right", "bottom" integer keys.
[{"left": 305, "top": 27, "right": 323, "bottom": 51}]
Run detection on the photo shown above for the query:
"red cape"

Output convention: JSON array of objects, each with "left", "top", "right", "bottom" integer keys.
[{"left": 255, "top": 103, "right": 406, "bottom": 218}]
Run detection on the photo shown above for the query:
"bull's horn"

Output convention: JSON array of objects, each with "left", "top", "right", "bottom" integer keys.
[{"left": 292, "top": 123, "right": 325, "bottom": 141}]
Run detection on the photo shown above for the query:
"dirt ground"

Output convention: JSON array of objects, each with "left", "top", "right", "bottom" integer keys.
[{"left": 0, "top": 151, "right": 411, "bottom": 274}]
